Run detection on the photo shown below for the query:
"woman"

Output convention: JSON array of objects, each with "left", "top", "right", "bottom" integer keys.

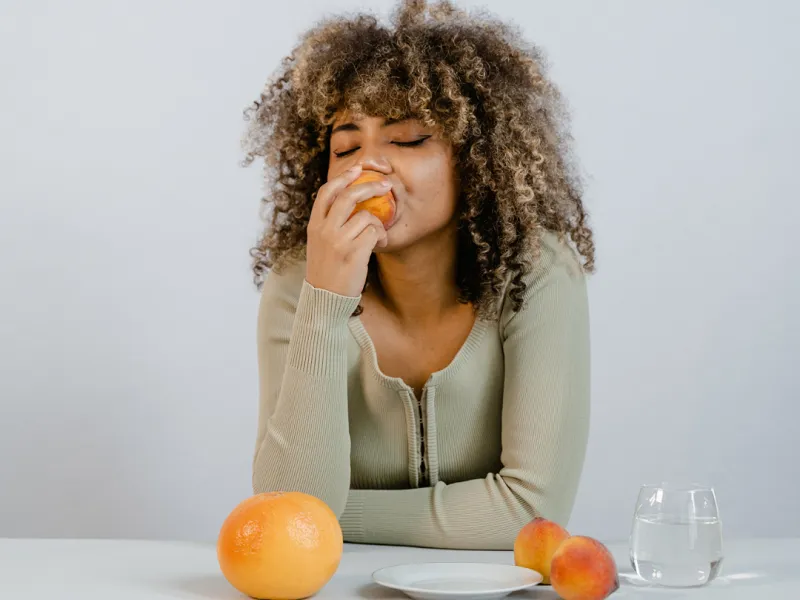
[{"left": 242, "top": 0, "right": 595, "bottom": 550}]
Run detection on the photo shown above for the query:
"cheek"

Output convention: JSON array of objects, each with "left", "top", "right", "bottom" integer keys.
[
  {"left": 325, "top": 157, "right": 339, "bottom": 181},
  {"left": 407, "top": 157, "right": 458, "bottom": 216}
]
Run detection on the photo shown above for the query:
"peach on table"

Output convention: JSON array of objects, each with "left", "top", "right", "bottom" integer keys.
[
  {"left": 514, "top": 516, "right": 570, "bottom": 584},
  {"left": 514, "top": 516, "right": 620, "bottom": 600}
]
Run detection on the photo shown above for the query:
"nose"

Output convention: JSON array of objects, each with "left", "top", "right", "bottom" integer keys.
[{"left": 356, "top": 152, "right": 392, "bottom": 175}]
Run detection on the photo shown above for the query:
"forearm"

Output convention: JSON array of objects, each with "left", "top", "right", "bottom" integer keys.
[
  {"left": 252, "top": 365, "right": 351, "bottom": 514},
  {"left": 253, "top": 280, "right": 359, "bottom": 516},
  {"left": 340, "top": 466, "right": 582, "bottom": 550}
]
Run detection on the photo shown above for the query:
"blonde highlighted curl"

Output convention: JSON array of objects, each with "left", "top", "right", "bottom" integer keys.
[{"left": 241, "top": 0, "right": 595, "bottom": 319}]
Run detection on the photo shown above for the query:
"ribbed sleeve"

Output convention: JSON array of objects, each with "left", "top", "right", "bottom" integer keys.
[{"left": 252, "top": 273, "right": 361, "bottom": 517}]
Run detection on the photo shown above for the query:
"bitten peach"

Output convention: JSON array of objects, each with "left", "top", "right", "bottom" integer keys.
[
  {"left": 550, "top": 536, "right": 620, "bottom": 600},
  {"left": 513, "top": 517, "right": 570, "bottom": 584},
  {"left": 348, "top": 171, "right": 396, "bottom": 228}
]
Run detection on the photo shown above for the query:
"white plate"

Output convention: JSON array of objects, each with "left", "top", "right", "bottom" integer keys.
[{"left": 372, "top": 562, "right": 543, "bottom": 600}]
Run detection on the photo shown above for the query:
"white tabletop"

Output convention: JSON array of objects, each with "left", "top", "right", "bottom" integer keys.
[{"left": 0, "top": 537, "right": 797, "bottom": 599}]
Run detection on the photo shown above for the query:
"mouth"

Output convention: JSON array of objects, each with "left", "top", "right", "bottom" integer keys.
[
  {"left": 386, "top": 190, "right": 404, "bottom": 229},
  {"left": 384, "top": 191, "right": 400, "bottom": 229}
]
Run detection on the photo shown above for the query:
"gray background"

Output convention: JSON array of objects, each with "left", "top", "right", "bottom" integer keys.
[{"left": 1, "top": 0, "right": 797, "bottom": 543}]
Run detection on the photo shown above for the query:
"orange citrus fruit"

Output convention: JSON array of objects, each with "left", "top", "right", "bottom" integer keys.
[{"left": 217, "top": 492, "right": 343, "bottom": 599}]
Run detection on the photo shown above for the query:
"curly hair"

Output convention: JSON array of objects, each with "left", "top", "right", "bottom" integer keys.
[{"left": 241, "top": 0, "right": 595, "bottom": 319}]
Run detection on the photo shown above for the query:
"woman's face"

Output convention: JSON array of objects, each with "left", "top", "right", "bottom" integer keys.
[{"left": 326, "top": 112, "right": 460, "bottom": 252}]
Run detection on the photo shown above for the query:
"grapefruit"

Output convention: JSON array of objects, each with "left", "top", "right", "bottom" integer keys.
[{"left": 217, "top": 492, "right": 343, "bottom": 599}]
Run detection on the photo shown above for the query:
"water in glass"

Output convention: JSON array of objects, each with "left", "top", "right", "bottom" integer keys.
[{"left": 630, "top": 483, "right": 723, "bottom": 587}]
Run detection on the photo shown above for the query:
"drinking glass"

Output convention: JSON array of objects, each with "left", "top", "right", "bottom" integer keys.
[{"left": 629, "top": 482, "right": 723, "bottom": 587}]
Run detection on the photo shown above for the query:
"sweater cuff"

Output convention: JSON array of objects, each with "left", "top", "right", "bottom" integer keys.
[
  {"left": 286, "top": 279, "right": 361, "bottom": 377},
  {"left": 339, "top": 494, "right": 365, "bottom": 543}
]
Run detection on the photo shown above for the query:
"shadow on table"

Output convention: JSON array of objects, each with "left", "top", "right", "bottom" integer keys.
[
  {"left": 356, "top": 582, "right": 562, "bottom": 599},
  {"left": 167, "top": 574, "right": 244, "bottom": 600},
  {"left": 613, "top": 562, "right": 772, "bottom": 597},
  {"left": 356, "top": 583, "right": 403, "bottom": 598}
]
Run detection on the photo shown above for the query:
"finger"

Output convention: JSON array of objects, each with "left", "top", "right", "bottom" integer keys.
[
  {"left": 340, "top": 210, "right": 388, "bottom": 242},
  {"left": 351, "top": 223, "right": 384, "bottom": 260},
  {"left": 310, "top": 164, "right": 364, "bottom": 223},
  {"left": 328, "top": 180, "right": 393, "bottom": 228}
]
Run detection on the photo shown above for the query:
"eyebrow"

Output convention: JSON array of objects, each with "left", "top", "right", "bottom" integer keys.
[{"left": 331, "top": 117, "right": 411, "bottom": 135}]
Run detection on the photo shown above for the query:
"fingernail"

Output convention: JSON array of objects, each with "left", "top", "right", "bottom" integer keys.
[{"left": 380, "top": 180, "right": 392, "bottom": 187}]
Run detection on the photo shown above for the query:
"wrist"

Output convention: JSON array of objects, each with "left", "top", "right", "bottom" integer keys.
[{"left": 285, "top": 281, "right": 360, "bottom": 376}]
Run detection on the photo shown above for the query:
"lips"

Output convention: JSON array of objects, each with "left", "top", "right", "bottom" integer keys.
[{"left": 385, "top": 191, "right": 399, "bottom": 229}]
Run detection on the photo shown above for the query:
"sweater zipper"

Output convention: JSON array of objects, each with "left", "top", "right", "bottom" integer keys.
[{"left": 417, "top": 389, "right": 429, "bottom": 487}]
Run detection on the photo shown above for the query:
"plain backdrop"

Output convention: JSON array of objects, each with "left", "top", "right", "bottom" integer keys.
[{"left": 1, "top": 0, "right": 798, "bottom": 543}]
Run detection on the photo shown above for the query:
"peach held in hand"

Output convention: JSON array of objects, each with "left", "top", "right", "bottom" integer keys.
[
  {"left": 513, "top": 517, "right": 570, "bottom": 584},
  {"left": 348, "top": 171, "right": 396, "bottom": 228},
  {"left": 550, "top": 536, "right": 620, "bottom": 600}
]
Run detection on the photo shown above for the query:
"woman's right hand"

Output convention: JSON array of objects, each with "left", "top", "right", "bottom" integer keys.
[{"left": 305, "top": 165, "right": 391, "bottom": 298}]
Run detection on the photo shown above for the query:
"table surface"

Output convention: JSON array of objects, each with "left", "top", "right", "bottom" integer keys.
[{"left": 0, "top": 537, "right": 796, "bottom": 599}]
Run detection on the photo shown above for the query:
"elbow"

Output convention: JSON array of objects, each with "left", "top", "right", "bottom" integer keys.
[
  {"left": 505, "top": 479, "right": 578, "bottom": 534},
  {"left": 251, "top": 455, "right": 349, "bottom": 517}
]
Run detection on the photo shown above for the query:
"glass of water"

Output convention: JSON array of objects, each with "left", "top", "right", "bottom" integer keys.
[{"left": 629, "top": 482, "right": 723, "bottom": 587}]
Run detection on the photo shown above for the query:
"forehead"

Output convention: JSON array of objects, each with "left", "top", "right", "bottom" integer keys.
[{"left": 332, "top": 110, "right": 417, "bottom": 127}]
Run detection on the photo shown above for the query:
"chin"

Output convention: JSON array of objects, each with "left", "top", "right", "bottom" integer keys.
[
  {"left": 373, "top": 242, "right": 399, "bottom": 254},
  {"left": 376, "top": 226, "right": 415, "bottom": 253}
]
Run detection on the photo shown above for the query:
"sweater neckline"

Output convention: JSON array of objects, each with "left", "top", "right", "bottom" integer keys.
[{"left": 347, "top": 313, "right": 490, "bottom": 393}]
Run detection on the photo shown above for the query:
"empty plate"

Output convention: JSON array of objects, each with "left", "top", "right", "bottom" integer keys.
[{"left": 372, "top": 562, "right": 543, "bottom": 600}]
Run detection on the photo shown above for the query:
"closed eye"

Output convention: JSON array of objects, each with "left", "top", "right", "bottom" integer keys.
[
  {"left": 332, "top": 136, "right": 431, "bottom": 158},
  {"left": 393, "top": 136, "right": 431, "bottom": 148},
  {"left": 333, "top": 147, "right": 358, "bottom": 158}
]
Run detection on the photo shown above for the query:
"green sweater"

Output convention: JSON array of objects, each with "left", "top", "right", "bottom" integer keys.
[{"left": 252, "top": 230, "right": 591, "bottom": 550}]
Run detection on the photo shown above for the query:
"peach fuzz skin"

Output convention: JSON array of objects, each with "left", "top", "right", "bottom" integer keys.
[
  {"left": 550, "top": 535, "right": 620, "bottom": 600},
  {"left": 513, "top": 517, "right": 570, "bottom": 584},
  {"left": 348, "top": 171, "right": 397, "bottom": 228}
]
